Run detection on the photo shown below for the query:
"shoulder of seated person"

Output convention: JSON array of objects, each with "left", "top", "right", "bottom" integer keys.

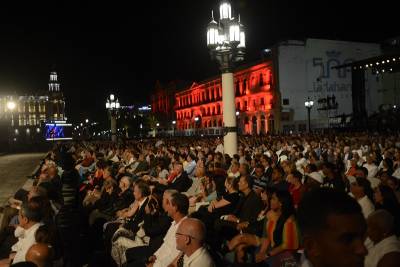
[
  {"left": 266, "top": 210, "right": 276, "bottom": 219},
  {"left": 285, "top": 215, "right": 296, "bottom": 223}
]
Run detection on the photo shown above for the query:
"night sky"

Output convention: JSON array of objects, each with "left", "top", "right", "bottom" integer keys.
[{"left": 0, "top": 0, "right": 397, "bottom": 124}]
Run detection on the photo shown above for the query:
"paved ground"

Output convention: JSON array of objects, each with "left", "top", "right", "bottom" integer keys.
[{"left": 0, "top": 153, "right": 45, "bottom": 208}]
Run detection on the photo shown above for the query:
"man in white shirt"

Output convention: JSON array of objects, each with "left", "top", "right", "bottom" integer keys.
[
  {"left": 172, "top": 218, "right": 214, "bottom": 267},
  {"left": 365, "top": 210, "right": 400, "bottom": 267},
  {"left": 214, "top": 139, "right": 224, "bottom": 154},
  {"left": 146, "top": 191, "right": 189, "bottom": 267},
  {"left": 227, "top": 161, "right": 240, "bottom": 179},
  {"left": 363, "top": 154, "right": 378, "bottom": 180},
  {"left": 0, "top": 200, "right": 43, "bottom": 266}
]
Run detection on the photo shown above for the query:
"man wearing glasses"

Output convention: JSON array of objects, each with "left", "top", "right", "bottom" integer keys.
[{"left": 171, "top": 218, "right": 214, "bottom": 267}]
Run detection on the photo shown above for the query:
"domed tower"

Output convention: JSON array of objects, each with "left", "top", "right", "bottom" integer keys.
[{"left": 47, "top": 71, "right": 66, "bottom": 121}]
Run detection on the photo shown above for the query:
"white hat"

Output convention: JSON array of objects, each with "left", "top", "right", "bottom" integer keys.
[{"left": 308, "top": 172, "right": 324, "bottom": 183}]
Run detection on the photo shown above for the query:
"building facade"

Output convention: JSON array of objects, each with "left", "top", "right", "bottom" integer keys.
[
  {"left": 173, "top": 61, "right": 275, "bottom": 135},
  {"left": 275, "top": 38, "right": 382, "bottom": 132},
  {"left": 151, "top": 38, "right": 396, "bottom": 135},
  {"left": 0, "top": 71, "right": 66, "bottom": 127}
]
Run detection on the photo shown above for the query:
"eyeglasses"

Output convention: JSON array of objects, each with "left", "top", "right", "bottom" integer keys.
[{"left": 175, "top": 232, "right": 196, "bottom": 240}]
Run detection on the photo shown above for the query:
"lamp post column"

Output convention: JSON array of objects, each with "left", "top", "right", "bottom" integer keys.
[
  {"left": 111, "top": 114, "right": 117, "bottom": 142},
  {"left": 222, "top": 72, "right": 237, "bottom": 157},
  {"left": 304, "top": 99, "right": 313, "bottom": 133},
  {"left": 206, "top": 1, "right": 245, "bottom": 157},
  {"left": 106, "top": 93, "right": 120, "bottom": 142}
]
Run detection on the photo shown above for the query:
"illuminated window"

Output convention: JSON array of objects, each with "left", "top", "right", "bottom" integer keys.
[
  {"left": 28, "top": 114, "right": 36, "bottom": 125},
  {"left": 19, "top": 115, "right": 26, "bottom": 126}
]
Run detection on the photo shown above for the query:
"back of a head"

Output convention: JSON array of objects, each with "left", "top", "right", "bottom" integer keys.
[
  {"left": 297, "top": 187, "right": 362, "bottom": 236},
  {"left": 25, "top": 243, "right": 52, "bottom": 267},
  {"left": 21, "top": 197, "right": 45, "bottom": 223},
  {"left": 368, "top": 209, "right": 395, "bottom": 236},
  {"left": 184, "top": 218, "right": 206, "bottom": 245},
  {"left": 170, "top": 192, "right": 189, "bottom": 216}
]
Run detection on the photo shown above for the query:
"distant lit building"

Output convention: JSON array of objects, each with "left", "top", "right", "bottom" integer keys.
[
  {"left": 175, "top": 61, "right": 275, "bottom": 135},
  {"left": 151, "top": 38, "right": 398, "bottom": 135},
  {"left": 150, "top": 80, "right": 192, "bottom": 128},
  {"left": 0, "top": 71, "right": 66, "bottom": 127}
]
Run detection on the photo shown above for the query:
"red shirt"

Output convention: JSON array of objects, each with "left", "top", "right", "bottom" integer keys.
[{"left": 289, "top": 184, "right": 304, "bottom": 209}]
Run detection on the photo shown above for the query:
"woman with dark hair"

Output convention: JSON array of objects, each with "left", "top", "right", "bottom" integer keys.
[
  {"left": 374, "top": 184, "right": 400, "bottom": 235},
  {"left": 111, "top": 195, "right": 163, "bottom": 266},
  {"left": 349, "top": 177, "right": 375, "bottom": 219},
  {"left": 376, "top": 158, "right": 394, "bottom": 181},
  {"left": 227, "top": 190, "right": 300, "bottom": 264}
]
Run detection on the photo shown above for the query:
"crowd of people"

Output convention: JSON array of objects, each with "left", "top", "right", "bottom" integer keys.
[{"left": 0, "top": 132, "right": 400, "bottom": 267}]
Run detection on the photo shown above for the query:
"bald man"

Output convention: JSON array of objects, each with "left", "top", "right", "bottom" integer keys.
[
  {"left": 25, "top": 243, "right": 52, "bottom": 267},
  {"left": 172, "top": 218, "right": 214, "bottom": 267},
  {"left": 365, "top": 210, "right": 400, "bottom": 267}
]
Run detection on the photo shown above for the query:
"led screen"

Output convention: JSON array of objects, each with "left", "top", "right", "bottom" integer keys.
[{"left": 45, "top": 124, "right": 72, "bottom": 141}]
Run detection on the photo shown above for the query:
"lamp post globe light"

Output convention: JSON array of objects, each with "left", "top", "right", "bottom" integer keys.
[
  {"left": 106, "top": 93, "right": 120, "bottom": 142},
  {"left": 206, "top": 0, "right": 245, "bottom": 157},
  {"left": 6, "top": 100, "right": 16, "bottom": 126},
  {"left": 304, "top": 98, "right": 314, "bottom": 132}
]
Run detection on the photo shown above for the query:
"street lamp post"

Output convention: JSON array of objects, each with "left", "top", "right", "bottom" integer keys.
[
  {"left": 6, "top": 100, "right": 16, "bottom": 127},
  {"left": 304, "top": 98, "right": 314, "bottom": 132},
  {"left": 206, "top": 0, "right": 245, "bottom": 157},
  {"left": 172, "top": 120, "right": 176, "bottom": 137},
  {"left": 105, "top": 94, "right": 120, "bottom": 142},
  {"left": 6, "top": 99, "right": 16, "bottom": 151}
]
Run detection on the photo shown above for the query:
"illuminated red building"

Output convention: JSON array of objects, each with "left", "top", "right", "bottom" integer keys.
[
  {"left": 174, "top": 60, "right": 276, "bottom": 135},
  {"left": 150, "top": 60, "right": 277, "bottom": 135},
  {"left": 151, "top": 80, "right": 191, "bottom": 125}
]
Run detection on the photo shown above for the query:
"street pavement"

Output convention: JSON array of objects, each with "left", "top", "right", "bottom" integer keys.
[{"left": 0, "top": 153, "right": 45, "bottom": 210}]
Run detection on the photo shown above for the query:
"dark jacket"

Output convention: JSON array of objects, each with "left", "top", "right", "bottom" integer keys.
[
  {"left": 143, "top": 212, "right": 171, "bottom": 254},
  {"left": 124, "top": 197, "right": 150, "bottom": 233},
  {"left": 234, "top": 190, "right": 262, "bottom": 225},
  {"left": 168, "top": 171, "right": 192, "bottom": 192}
]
